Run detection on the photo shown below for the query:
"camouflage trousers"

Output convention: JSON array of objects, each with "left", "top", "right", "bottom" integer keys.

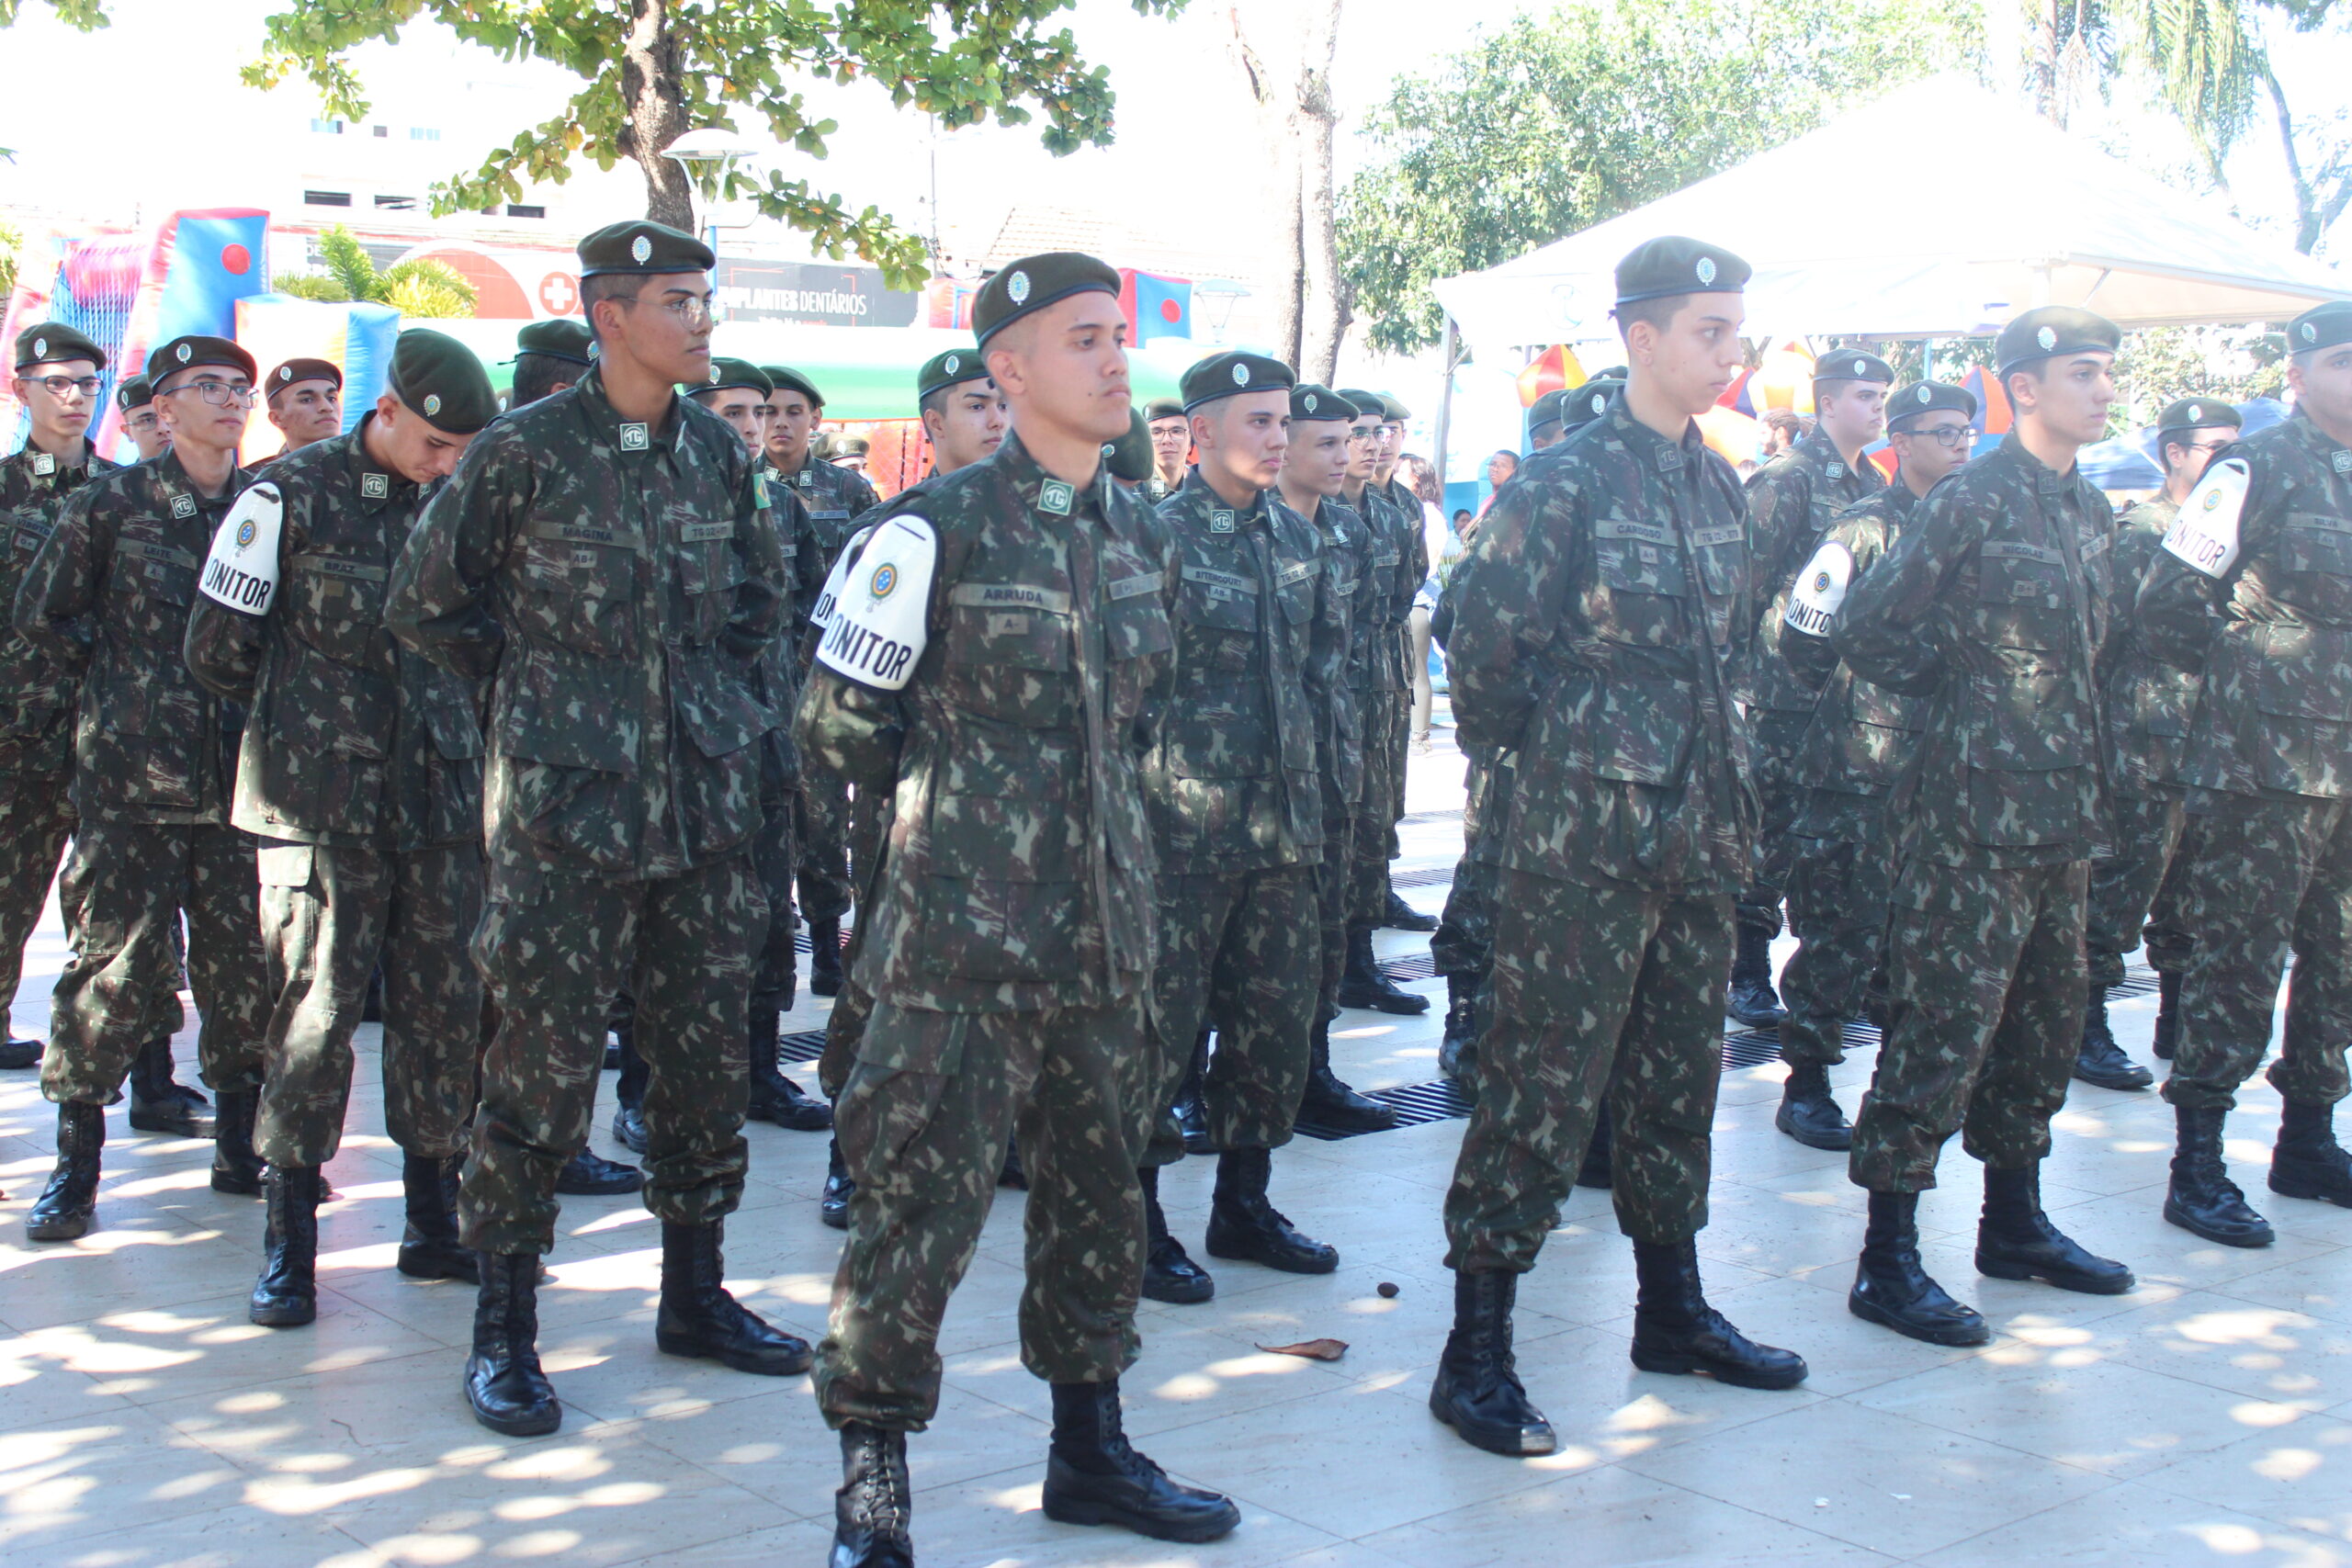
[
  {"left": 796, "top": 764, "right": 855, "bottom": 927},
  {"left": 816, "top": 788, "right": 892, "bottom": 1099},
  {"left": 2086, "top": 786, "right": 2194, "bottom": 989},
  {"left": 1444, "top": 870, "right": 1732, "bottom": 1269},
  {"left": 0, "top": 761, "right": 73, "bottom": 1041},
  {"left": 1317, "top": 807, "right": 1357, "bottom": 1010},
  {"left": 1431, "top": 749, "right": 1505, "bottom": 980},
  {"left": 1736, "top": 708, "right": 1813, "bottom": 938},
  {"left": 750, "top": 778, "right": 799, "bottom": 1013},
  {"left": 1144, "top": 861, "right": 1321, "bottom": 1167},
  {"left": 2165, "top": 790, "right": 2352, "bottom": 1112},
  {"left": 1849, "top": 858, "right": 2086, "bottom": 1192},
  {"left": 460, "top": 853, "right": 760, "bottom": 1256},
  {"left": 817, "top": 994, "right": 1155, "bottom": 1431},
  {"left": 42, "top": 815, "right": 266, "bottom": 1106},
  {"left": 253, "top": 840, "right": 486, "bottom": 1168},
  {"left": 1778, "top": 806, "right": 1899, "bottom": 1068},
  {"left": 1347, "top": 686, "right": 1403, "bottom": 925}
]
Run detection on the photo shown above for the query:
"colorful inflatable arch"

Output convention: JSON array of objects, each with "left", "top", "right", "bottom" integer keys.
[{"left": 236, "top": 296, "right": 402, "bottom": 463}]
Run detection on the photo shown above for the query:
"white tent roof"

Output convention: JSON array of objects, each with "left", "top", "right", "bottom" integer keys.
[{"left": 1431, "top": 76, "right": 2349, "bottom": 355}]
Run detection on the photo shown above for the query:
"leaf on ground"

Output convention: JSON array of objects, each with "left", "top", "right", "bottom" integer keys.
[{"left": 1256, "top": 1337, "right": 1349, "bottom": 1361}]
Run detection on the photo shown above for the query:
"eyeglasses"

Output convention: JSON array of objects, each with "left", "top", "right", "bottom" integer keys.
[
  {"left": 2177, "top": 439, "right": 2233, "bottom": 457},
  {"left": 124, "top": 412, "right": 161, "bottom": 434},
  {"left": 624, "top": 293, "right": 722, "bottom": 327},
  {"left": 1895, "top": 423, "right": 1973, "bottom": 448},
  {"left": 27, "top": 376, "right": 102, "bottom": 399},
  {"left": 164, "top": 379, "right": 261, "bottom": 409}
]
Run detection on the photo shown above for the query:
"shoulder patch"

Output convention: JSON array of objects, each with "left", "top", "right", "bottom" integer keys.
[
  {"left": 1783, "top": 539, "right": 1854, "bottom": 637},
  {"left": 815, "top": 514, "right": 935, "bottom": 691},
  {"left": 808, "top": 522, "right": 880, "bottom": 635},
  {"left": 2162, "top": 457, "right": 2250, "bottom": 579},
  {"left": 198, "top": 483, "right": 284, "bottom": 615}
]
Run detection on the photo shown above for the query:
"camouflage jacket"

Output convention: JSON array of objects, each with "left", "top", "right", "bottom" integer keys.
[
  {"left": 0, "top": 440, "right": 116, "bottom": 769},
  {"left": 1743, "top": 428, "right": 1884, "bottom": 713},
  {"left": 2139, "top": 409, "right": 2352, "bottom": 800},
  {"left": 1145, "top": 471, "right": 1340, "bottom": 872},
  {"left": 1782, "top": 479, "right": 1932, "bottom": 816},
  {"left": 795, "top": 432, "right": 1177, "bottom": 1014},
  {"left": 183, "top": 421, "right": 486, "bottom": 852},
  {"left": 1445, "top": 400, "right": 1757, "bottom": 894},
  {"left": 386, "top": 367, "right": 786, "bottom": 881},
  {"left": 2098, "top": 494, "right": 2202, "bottom": 795},
  {"left": 15, "top": 446, "right": 253, "bottom": 823},
  {"left": 1287, "top": 492, "right": 1373, "bottom": 809},
  {"left": 787, "top": 454, "right": 881, "bottom": 572},
  {"left": 752, "top": 477, "right": 823, "bottom": 788},
  {"left": 1836, "top": 434, "right": 2115, "bottom": 868},
  {"left": 1372, "top": 476, "right": 1430, "bottom": 690}
]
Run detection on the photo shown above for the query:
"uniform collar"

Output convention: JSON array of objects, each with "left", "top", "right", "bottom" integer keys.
[
  {"left": 1793, "top": 427, "right": 1858, "bottom": 479},
  {"left": 10, "top": 438, "right": 96, "bottom": 481},
  {"left": 993, "top": 430, "right": 1107, "bottom": 524},
  {"left": 2290, "top": 406, "right": 2352, "bottom": 469},
  {"left": 1178, "top": 466, "right": 1270, "bottom": 530},
  {"left": 1606, "top": 399, "right": 1707, "bottom": 475},
  {"left": 574, "top": 365, "right": 683, "bottom": 460},
  {"left": 1996, "top": 432, "right": 2077, "bottom": 497},
  {"left": 339, "top": 417, "right": 409, "bottom": 512}
]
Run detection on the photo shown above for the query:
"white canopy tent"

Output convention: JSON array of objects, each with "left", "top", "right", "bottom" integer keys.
[{"left": 1430, "top": 76, "right": 2350, "bottom": 360}]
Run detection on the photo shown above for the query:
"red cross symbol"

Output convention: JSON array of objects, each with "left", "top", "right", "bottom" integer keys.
[{"left": 538, "top": 271, "right": 580, "bottom": 316}]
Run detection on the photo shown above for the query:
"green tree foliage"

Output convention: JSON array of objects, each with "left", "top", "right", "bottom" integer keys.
[
  {"left": 0, "top": 218, "right": 22, "bottom": 299},
  {"left": 274, "top": 224, "right": 479, "bottom": 318},
  {"left": 1337, "top": 0, "right": 1983, "bottom": 355},
  {"left": 240, "top": 0, "right": 1181, "bottom": 288}
]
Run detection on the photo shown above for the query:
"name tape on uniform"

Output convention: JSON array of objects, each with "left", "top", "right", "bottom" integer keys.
[
  {"left": 2163, "top": 458, "right": 2251, "bottom": 579},
  {"left": 808, "top": 522, "right": 879, "bottom": 634},
  {"left": 816, "top": 514, "right": 935, "bottom": 690},
  {"left": 1783, "top": 539, "right": 1854, "bottom": 637},
  {"left": 198, "top": 483, "right": 284, "bottom": 615}
]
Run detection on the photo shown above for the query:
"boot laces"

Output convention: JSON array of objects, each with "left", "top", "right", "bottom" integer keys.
[{"left": 846, "top": 1432, "right": 910, "bottom": 1536}]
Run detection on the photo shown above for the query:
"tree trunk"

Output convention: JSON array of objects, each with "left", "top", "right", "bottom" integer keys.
[
  {"left": 617, "top": 0, "right": 695, "bottom": 230},
  {"left": 1295, "top": 0, "right": 1348, "bottom": 383}
]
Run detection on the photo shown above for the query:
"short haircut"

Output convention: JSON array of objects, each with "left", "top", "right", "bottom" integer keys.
[
  {"left": 582, "top": 273, "right": 643, "bottom": 340},
  {"left": 1760, "top": 409, "right": 1803, "bottom": 440},
  {"left": 1614, "top": 294, "right": 1691, "bottom": 340},
  {"left": 917, "top": 385, "right": 950, "bottom": 423},
  {"left": 510, "top": 353, "right": 576, "bottom": 408}
]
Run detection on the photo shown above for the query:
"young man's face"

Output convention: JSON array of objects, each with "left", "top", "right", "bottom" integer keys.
[
  {"left": 764, "top": 391, "right": 820, "bottom": 468},
  {"left": 155, "top": 366, "right": 256, "bottom": 456},
  {"left": 695, "top": 388, "right": 768, "bottom": 455},
  {"left": 1345, "top": 415, "right": 1381, "bottom": 483},
  {"left": 2289, "top": 341, "right": 2352, "bottom": 439},
  {"left": 592, "top": 271, "right": 716, "bottom": 389},
  {"left": 1815, "top": 378, "right": 1888, "bottom": 449},
  {"left": 12, "top": 358, "right": 100, "bottom": 449},
  {"left": 924, "top": 380, "right": 1010, "bottom": 473},
  {"left": 986, "top": 294, "right": 1133, "bottom": 447},
  {"left": 1631, "top": 292, "right": 1747, "bottom": 419},
  {"left": 1374, "top": 419, "right": 1405, "bottom": 477},
  {"left": 2161, "top": 425, "right": 2237, "bottom": 491},
  {"left": 124, "top": 403, "right": 169, "bottom": 460},
  {"left": 267, "top": 378, "right": 342, "bottom": 448},
  {"left": 1149, "top": 415, "right": 1190, "bottom": 477},
  {"left": 1887, "top": 410, "right": 1973, "bottom": 489},
  {"left": 2011, "top": 352, "right": 2118, "bottom": 448},
  {"left": 1283, "top": 420, "right": 1351, "bottom": 500},
  {"left": 368, "top": 394, "right": 477, "bottom": 484},
  {"left": 1193, "top": 391, "right": 1291, "bottom": 492}
]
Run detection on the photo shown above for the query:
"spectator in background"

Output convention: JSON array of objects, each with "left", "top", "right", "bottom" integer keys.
[
  {"left": 1477, "top": 449, "right": 1518, "bottom": 518},
  {"left": 1452, "top": 507, "right": 1475, "bottom": 544},
  {"left": 1759, "top": 408, "right": 1804, "bottom": 460},
  {"left": 1400, "top": 452, "right": 1452, "bottom": 752}
]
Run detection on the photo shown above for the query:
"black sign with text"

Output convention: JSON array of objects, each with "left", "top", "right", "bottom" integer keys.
[{"left": 717, "top": 260, "right": 919, "bottom": 328}]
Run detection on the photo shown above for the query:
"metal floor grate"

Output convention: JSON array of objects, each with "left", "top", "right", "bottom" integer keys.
[
  {"left": 779, "top": 1029, "right": 828, "bottom": 1065},
  {"left": 1390, "top": 866, "right": 1458, "bottom": 889},
  {"left": 1398, "top": 807, "right": 1466, "bottom": 826},
  {"left": 1295, "top": 1077, "right": 1474, "bottom": 1140}
]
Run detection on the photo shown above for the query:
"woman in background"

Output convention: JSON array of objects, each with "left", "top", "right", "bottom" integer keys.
[{"left": 1401, "top": 452, "right": 1455, "bottom": 752}]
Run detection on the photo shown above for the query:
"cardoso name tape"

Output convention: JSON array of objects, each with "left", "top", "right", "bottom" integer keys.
[
  {"left": 198, "top": 483, "right": 285, "bottom": 615},
  {"left": 2162, "top": 458, "right": 2251, "bottom": 579},
  {"left": 1782, "top": 539, "right": 1854, "bottom": 637},
  {"left": 817, "top": 514, "right": 936, "bottom": 690}
]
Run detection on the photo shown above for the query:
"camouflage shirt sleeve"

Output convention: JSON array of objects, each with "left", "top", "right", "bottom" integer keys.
[
  {"left": 721, "top": 445, "right": 786, "bottom": 663},
  {"left": 182, "top": 477, "right": 293, "bottom": 703},
  {"left": 1833, "top": 479, "right": 1975, "bottom": 699},
  {"left": 1744, "top": 458, "right": 1811, "bottom": 612},
  {"left": 1779, "top": 508, "right": 1880, "bottom": 694},
  {"left": 12, "top": 480, "right": 105, "bottom": 674},
  {"left": 2135, "top": 457, "right": 2260, "bottom": 675},
  {"left": 385, "top": 424, "right": 520, "bottom": 682},
  {"left": 1445, "top": 465, "right": 1581, "bottom": 750}
]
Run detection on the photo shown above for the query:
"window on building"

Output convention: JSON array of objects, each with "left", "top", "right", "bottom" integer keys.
[
  {"left": 310, "top": 118, "right": 344, "bottom": 134},
  {"left": 505, "top": 204, "right": 547, "bottom": 220},
  {"left": 372, "top": 124, "right": 390, "bottom": 138},
  {"left": 375, "top": 195, "right": 417, "bottom": 210},
  {"left": 304, "top": 190, "right": 353, "bottom": 208},
  {"left": 410, "top": 127, "right": 441, "bottom": 141}
]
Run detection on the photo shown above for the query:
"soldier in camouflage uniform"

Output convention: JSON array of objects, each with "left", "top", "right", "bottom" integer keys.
[
  {"left": 763, "top": 363, "right": 879, "bottom": 998},
  {"left": 117, "top": 376, "right": 172, "bottom": 463},
  {"left": 2078, "top": 397, "right": 2240, "bottom": 1089},
  {"left": 262, "top": 358, "right": 344, "bottom": 455},
  {"left": 1733, "top": 348, "right": 1891, "bottom": 1029},
  {"left": 1145, "top": 397, "right": 1188, "bottom": 504},
  {"left": 1432, "top": 240, "right": 1805, "bottom": 1461},
  {"left": 1770, "top": 381, "right": 1978, "bottom": 1149},
  {"left": 1836, "top": 308, "right": 2136, "bottom": 1347},
  {"left": 17, "top": 334, "right": 272, "bottom": 1242},
  {"left": 801, "top": 254, "right": 1238, "bottom": 1564},
  {"left": 509, "top": 318, "right": 594, "bottom": 409},
  {"left": 387, "top": 221, "right": 808, "bottom": 1439},
  {"left": 2138, "top": 299, "right": 2352, "bottom": 1247},
  {"left": 184, "top": 331, "right": 500, "bottom": 1326}
]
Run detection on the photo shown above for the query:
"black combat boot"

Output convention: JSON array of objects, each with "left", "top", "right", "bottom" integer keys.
[
  {"left": 127, "top": 1038, "right": 213, "bottom": 1135},
  {"left": 1297, "top": 1010, "right": 1397, "bottom": 1133},
  {"left": 611, "top": 1021, "right": 650, "bottom": 1155},
  {"left": 2165, "top": 1103, "right": 2274, "bottom": 1246},
  {"left": 2270, "top": 1099, "right": 2352, "bottom": 1208},
  {"left": 1576, "top": 1096, "right": 1613, "bottom": 1190},
  {"left": 1977, "top": 1162, "right": 2133, "bottom": 1293},
  {"left": 1174, "top": 1031, "right": 1212, "bottom": 1154},
  {"left": 2152, "top": 970, "right": 2182, "bottom": 1059},
  {"left": 465, "top": 1252, "right": 560, "bottom": 1437},
  {"left": 746, "top": 1007, "right": 833, "bottom": 1131},
  {"left": 555, "top": 1145, "right": 642, "bottom": 1196},
  {"left": 209, "top": 1088, "right": 266, "bottom": 1195},
  {"left": 1726, "top": 923, "right": 1787, "bottom": 1027},
  {"left": 998, "top": 1134, "right": 1028, "bottom": 1189},
  {"left": 808, "top": 916, "right": 845, "bottom": 998},
  {"left": 1849, "top": 1190, "right": 1989, "bottom": 1345},
  {"left": 1430, "top": 1269, "right": 1555, "bottom": 1455},
  {"left": 1774, "top": 1058, "right": 1854, "bottom": 1150},
  {"left": 1204, "top": 1146, "right": 1338, "bottom": 1273},
  {"left": 831, "top": 1422, "right": 914, "bottom": 1567},
  {"left": 2074, "top": 987, "right": 2154, "bottom": 1089},
  {"left": 361, "top": 967, "right": 385, "bottom": 1022},
  {"left": 397, "top": 1153, "right": 479, "bottom": 1281},
  {"left": 1139, "top": 1167, "right": 1213, "bottom": 1304},
  {"left": 26, "top": 1101, "right": 105, "bottom": 1242},
  {"left": 250, "top": 1164, "right": 323, "bottom": 1327},
  {"left": 1630, "top": 1239, "right": 1808, "bottom": 1387},
  {"left": 1040, "top": 1379, "right": 1241, "bottom": 1542},
  {"left": 1438, "top": 972, "right": 1480, "bottom": 1090},
  {"left": 1335, "top": 926, "right": 1429, "bottom": 1015},
  {"left": 654, "top": 1220, "right": 813, "bottom": 1374},
  {"left": 1380, "top": 886, "right": 1439, "bottom": 932},
  {"left": 820, "top": 1135, "right": 854, "bottom": 1231},
  {"left": 0, "top": 1030, "right": 41, "bottom": 1069}
]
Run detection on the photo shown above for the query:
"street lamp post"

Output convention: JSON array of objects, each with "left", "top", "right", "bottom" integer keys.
[{"left": 661, "top": 128, "right": 764, "bottom": 276}]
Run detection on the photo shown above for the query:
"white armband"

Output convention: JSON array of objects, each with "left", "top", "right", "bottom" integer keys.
[
  {"left": 1782, "top": 539, "right": 1854, "bottom": 637},
  {"left": 815, "top": 514, "right": 935, "bottom": 691},
  {"left": 808, "top": 522, "right": 880, "bottom": 635},
  {"left": 2162, "top": 458, "right": 2250, "bottom": 579},
  {"left": 198, "top": 483, "right": 283, "bottom": 615}
]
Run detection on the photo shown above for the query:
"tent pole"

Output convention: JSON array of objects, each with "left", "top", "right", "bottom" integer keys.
[{"left": 1433, "top": 315, "right": 1458, "bottom": 493}]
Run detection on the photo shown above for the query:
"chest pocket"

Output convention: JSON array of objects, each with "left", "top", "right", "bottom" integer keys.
[
  {"left": 518, "top": 532, "right": 639, "bottom": 659},
  {"left": 288, "top": 551, "right": 389, "bottom": 668},
  {"left": 1593, "top": 515, "right": 1690, "bottom": 647},
  {"left": 1975, "top": 540, "right": 2068, "bottom": 650},
  {"left": 1177, "top": 567, "right": 1261, "bottom": 673},
  {"left": 107, "top": 539, "right": 200, "bottom": 639},
  {"left": 675, "top": 536, "right": 744, "bottom": 647},
  {"left": 2264, "top": 513, "right": 2352, "bottom": 626},
  {"left": 1103, "top": 576, "right": 1173, "bottom": 732},
  {"left": 939, "top": 584, "right": 1075, "bottom": 729}
]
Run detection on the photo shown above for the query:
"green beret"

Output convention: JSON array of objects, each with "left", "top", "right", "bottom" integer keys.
[
  {"left": 972, "top": 251, "right": 1121, "bottom": 350},
  {"left": 148, "top": 334, "right": 256, "bottom": 387},
  {"left": 1181, "top": 351, "right": 1295, "bottom": 412},
  {"left": 1375, "top": 392, "right": 1410, "bottom": 423},
  {"left": 916, "top": 346, "right": 989, "bottom": 402},
  {"left": 1289, "top": 384, "right": 1356, "bottom": 423},
  {"left": 1885, "top": 381, "right": 1978, "bottom": 431},
  {"left": 1996, "top": 306, "right": 2120, "bottom": 377},
  {"left": 577, "top": 220, "right": 713, "bottom": 279},
  {"left": 695, "top": 357, "right": 773, "bottom": 399},
  {"left": 763, "top": 365, "right": 824, "bottom": 408},
  {"left": 266, "top": 357, "right": 342, "bottom": 400},
  {"left": 2288, "top": 300, "right": 2352, "bottom": 355},
  {"left": 835, "top": 435, "right": 870, "bottom": 457},
  {"left": 115, "top": 375, "right": 153, "bottom": 412},
  {"left": 387, "top": 329, "right": 497, "bottom": 435},
  {"left": 1815, "top": 348, "right": 1894, "bottom": 386},
  {"left": 1614, "top": 236, "right": 1750, "bottom": 305},
  {"left": 1336, "top": 389, "right": 1385, "bottom": 422},
  {"left": 2154, "top": 396, "right": 2241, "bottom": 438},
  {"left": 1562, "top": 378, "right": 1623, "bottom": 430},
  {"left": 1526, "top": 389, "right": 1568, "bottom": 434},
  {"left": 1102, "top": 408, "right": 1155, "bottom": 483},
  {"left": 514, "top": 318, "right": 594, "bottom": 367},
  {"left": 14, "top": 321, "right": 106, "bottom": 371},
  {"left": 1145, "top": 398, "right": 1184, "bottom": 423}
]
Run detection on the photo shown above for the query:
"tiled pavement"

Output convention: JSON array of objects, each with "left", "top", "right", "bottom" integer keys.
[{"left": 4, "top": 728, "right": 2348, "bottom": 1566}]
